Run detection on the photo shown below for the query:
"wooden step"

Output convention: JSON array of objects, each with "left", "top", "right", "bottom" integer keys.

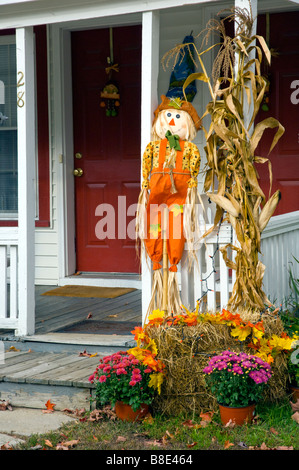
[{"left": 0, "top": 350, "right": 101, "bottom": 411}]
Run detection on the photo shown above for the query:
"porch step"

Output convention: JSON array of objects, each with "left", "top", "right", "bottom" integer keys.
[
  {"left": 0, "top": 349, "right": 102, "bottom": 411},
  {"left": 0, "top": 332, "right": 136, "bottom": 355}
]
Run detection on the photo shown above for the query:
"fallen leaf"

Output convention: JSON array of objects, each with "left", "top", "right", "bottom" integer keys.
[
  {"left": 224, "top": 440, "right": 234, "bottom": 449},
  {"left": 79, "top": 349, "right": 91, "bottom": 357},
  {"left": 276, "top": 446, "right": 294, "bottom": 450},
  {"left": 61, "top": 440, "right": 79, "bottom": 448},
  {"left": 224, "top": 419, "right": 236, "bottom": 428},
  {"left": 163, "top": 430, "right": 175, "bottom": 440},
  {"left": 8, "top": 346, "right": 20, "bottom": 352},
  {"left": 62, "top": 407, "right": 86, "bottom": 418},
  {"left": 56, "top": 444, "right": 69, "bottom": 450},
  {"left": 187, "top": 442, "right": 198, "bottom": 448},
  {"left": 260, "top": 442, "right": 269, "bottom": 450},
  {"left": 0, "top": 400, "right": 12, "bottom": 411},
  {"left": 143, "top": 413, "right": 154, "bottom": 424},
  {"left": 270, "top": 427, "right": 278, "bottom": 435},
  {"left": 237, "top": 441, "right": 248, "bottom": 448},
  {"left": 44, "top": 439, "right": 53, "bottom": 447},
  {"left": 108, "top": 314, "right": 118, "bottom": 318},
  {"left": 145, "top": 439, "right": 163, "bottom": 448},
  {"left": 93, "top": 435, "right": 98, "bottom": 441},
  {"left": 200, "top": 411, "right": 213, "bottom": 422},
  {"left": 87, "top": 313, "right": 93, "bottom": 319},
  {"left": 44, "top": 399, "right": 55, "bottom": 411},
  {"left": 182, "top": 419, "right": 196, "bottom": 428},
  {"left": 291, "top": 411, "right": 299, "bottom": 424},
  {"left": 29, "top": 444, "right": 43, "bottom": 450},
  {"left": 116, "top": 436, "right": 127, "bottom": 442},
  {"left": 199, "top": 419, "right": 210, "bottom": 428},
  {"left": 0, "top": 443, "right": 13, "bottom": 450},
  {"left": 290, "top": 399, "right": 299, "bottom": 412}
]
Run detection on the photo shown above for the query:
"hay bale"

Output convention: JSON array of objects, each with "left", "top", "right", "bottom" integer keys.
[{"left": 147, "top": 312, "right": 289, "bottom": 417}]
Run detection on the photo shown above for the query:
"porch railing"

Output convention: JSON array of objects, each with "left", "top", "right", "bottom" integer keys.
[
  {"left": 0, "top": 228, "right": 19, "bottom": 330},
  {"left": 0, "top": 212, "right": 298, "bottom": 333}
]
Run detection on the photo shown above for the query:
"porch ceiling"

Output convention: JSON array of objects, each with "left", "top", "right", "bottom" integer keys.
[
  {"left": 0, "top": 0, "right": 298, "bottom": 31},
  {"left": 0, "top": 0, "right": 220, "bottom": 30}
]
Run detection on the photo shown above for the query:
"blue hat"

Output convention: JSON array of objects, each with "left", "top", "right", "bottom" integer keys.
[{"left": 166, "top": 35, "right": 197, "bottom": 103}]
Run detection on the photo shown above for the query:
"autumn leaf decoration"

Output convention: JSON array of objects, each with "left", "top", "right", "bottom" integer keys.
[
  {"left": 171, "top": 204, "right": 184, "bottom": 217},
  {"left": 149, "top": 223, "right": 161, "bottom": 238}
]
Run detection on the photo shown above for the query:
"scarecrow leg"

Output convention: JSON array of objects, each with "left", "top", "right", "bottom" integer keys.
[{"left": 162, "top": 207, "right": 168, "bottom": 314}]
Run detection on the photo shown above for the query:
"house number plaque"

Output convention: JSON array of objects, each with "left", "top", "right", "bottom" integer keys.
[{"left": 17, "top": 71, "right": 25, "bottom": 108}]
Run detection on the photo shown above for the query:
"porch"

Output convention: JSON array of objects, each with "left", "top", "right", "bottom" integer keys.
[{"left": 0, "top": 286, "right": 143, "bottom": 411}]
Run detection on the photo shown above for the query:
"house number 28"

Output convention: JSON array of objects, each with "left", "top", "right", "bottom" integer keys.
[{"left": 17, "top": 71, "right": 25, "bottom": 108}]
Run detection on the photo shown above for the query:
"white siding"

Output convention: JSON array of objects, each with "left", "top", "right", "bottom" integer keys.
[{"left": 34, "top": 27, "right": 59, "bottom": 285}]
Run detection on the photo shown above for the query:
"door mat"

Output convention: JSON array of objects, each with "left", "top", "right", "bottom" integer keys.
[
  {"left": 56, "top": 320, "right": 141, "bottom": 335},
  {"left": 42, "top": 285, "right": 136, "bottom": 299}
]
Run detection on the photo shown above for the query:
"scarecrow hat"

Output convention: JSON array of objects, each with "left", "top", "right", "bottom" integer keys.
[
  {"left": 153, "top": 95, "right": 202, "bottom": 131},
  {"left": 166, "top": 34, "right": 197, "bottom": 103}
]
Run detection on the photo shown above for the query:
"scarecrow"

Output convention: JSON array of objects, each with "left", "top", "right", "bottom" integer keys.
[{"left": 136, "top": 95, "right": 202, "bottom": 318}]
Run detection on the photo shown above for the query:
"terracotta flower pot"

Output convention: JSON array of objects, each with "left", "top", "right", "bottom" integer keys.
[
  {"left": 290, "top": 385, "right": 299, "bottom": 402},
  {"left": 115, "top": 401, "right": 149, "bottom": 422},
  {"left": 218, "top": 403, "right": 256, "bottom": 426}
]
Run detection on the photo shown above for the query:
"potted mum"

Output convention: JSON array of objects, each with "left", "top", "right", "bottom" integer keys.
[
  {"left": 203, "top": 350, "right": 272, "bottom": 425},
  {"left": 89, "top": 351, "right": 163, "bottom": 421}
]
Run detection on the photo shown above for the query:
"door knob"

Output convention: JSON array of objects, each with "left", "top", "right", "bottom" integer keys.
[{"left": 73, "top": 168, "right": 83, "bottom": 177}]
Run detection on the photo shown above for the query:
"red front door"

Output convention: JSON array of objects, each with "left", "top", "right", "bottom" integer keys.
[
  {"left": 71, "top": 26, "right": 141, "bottom": 273},
  {"left": 256, "top": 12, "right": 299, "bottom": 215}
]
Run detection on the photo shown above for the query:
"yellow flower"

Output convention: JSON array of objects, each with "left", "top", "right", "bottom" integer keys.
[{"left": 148, "top": 372, "right": 164, "bottom": 394}]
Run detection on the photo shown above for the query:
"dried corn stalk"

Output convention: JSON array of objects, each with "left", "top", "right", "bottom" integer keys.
[{"left": 163, "top": 4, "right": 285, "bottom": 312}]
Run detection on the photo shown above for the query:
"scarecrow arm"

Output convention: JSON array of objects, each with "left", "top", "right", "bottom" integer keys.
[
  {"left": 187, "top": 142, "right": 201, "bottom": 188},
  {"left": 141, "top": 141, "right": 154, "bottom": 189}
]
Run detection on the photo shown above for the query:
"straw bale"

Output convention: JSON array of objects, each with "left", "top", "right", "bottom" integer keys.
[{"left": 147, "top": 312, "right": 288, "bottom": 417}]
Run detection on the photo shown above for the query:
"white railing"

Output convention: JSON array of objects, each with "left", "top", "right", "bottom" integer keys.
[
  {"left": 261, "top": 210, "right": 299, "bottom": 307},
  {"left": 180, "top": 208, "right": 299, "bottom": 315},
  {"left": 0, "top": 228, "right": 19, "bottom": 330},
  {"left": 180, "top": 193, "right": 232, "bottom": 313}
]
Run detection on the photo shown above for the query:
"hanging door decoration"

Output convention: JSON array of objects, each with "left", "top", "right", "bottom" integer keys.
[{"left": 100, "top": 28, "right": 120, "bottom": 117}]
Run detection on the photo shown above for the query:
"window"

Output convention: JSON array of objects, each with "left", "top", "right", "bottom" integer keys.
[
  {"left": 0, "top": 35, "right": 17, "bottom": 217},
  {"left": 0, "top": 27, "right": 50, "bottom": 227}
]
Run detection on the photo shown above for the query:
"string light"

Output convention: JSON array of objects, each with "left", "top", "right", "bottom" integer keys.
[{"left": 194, "top": 213, "right": 224, "bottom": 311}]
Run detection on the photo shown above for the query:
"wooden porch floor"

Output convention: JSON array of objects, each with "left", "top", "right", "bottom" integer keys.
[
  {"left": 34, "top": 285, "right": 142, "bottom": 336},
  {"left": 0, "top": 287, "right": 142, "bottom": 410}
]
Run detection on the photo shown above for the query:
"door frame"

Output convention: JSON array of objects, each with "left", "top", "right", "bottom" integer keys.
[{"left": 49, "top": 13, "right": 154, "bottom": 289}]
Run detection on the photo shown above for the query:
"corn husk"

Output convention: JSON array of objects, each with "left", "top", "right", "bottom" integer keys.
[{"left": 162, "top": 5, "right": 285, "bottom": 312}]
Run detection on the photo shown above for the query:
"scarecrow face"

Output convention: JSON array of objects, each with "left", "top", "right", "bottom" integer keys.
[{"left": 155, "top": 109, "right": 194, "bottom": 141}]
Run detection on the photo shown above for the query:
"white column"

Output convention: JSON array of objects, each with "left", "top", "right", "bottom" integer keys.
[
  {"left": 141, "top": 11, "right": 160, "bottom": 324},
  {"left": 16, "top": 27, "right": 36, "bottom": 335}
]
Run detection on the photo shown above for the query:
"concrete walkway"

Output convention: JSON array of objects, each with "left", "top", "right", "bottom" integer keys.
[{"left": 0, "top": 407, "right": 77, "bottom": 448}]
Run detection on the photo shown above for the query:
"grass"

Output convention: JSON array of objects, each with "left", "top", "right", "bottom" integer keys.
[{"left": 15, "top": 398, "right": 298, "bottom": 451}]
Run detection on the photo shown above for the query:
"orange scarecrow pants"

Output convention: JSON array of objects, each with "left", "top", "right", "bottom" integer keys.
[{"left": 144, "top": 138, "right": 191, "bottom": 273}]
